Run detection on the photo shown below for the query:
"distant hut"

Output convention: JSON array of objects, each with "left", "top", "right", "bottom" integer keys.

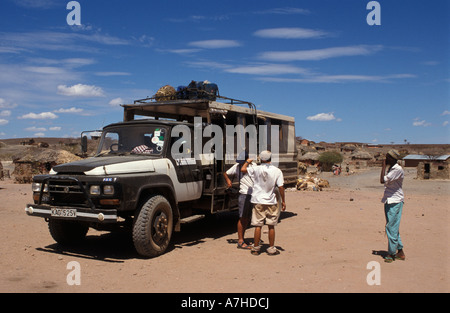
[
  {"left": 298, "top": 152, "right": 320, "bottom": 166},
  {"left": 350, "top": 150, "right": 373, "bottom": 169},
  {"left": 341, "top": 144, "right": 357, "bottom": 154},
  {"left": 13, "top": 148, "right": 81, "bottom": 183}
]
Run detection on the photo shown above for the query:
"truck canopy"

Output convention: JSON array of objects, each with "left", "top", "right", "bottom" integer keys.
[{"left": 122, "top": 95, "right": 298, "bottom": 184}]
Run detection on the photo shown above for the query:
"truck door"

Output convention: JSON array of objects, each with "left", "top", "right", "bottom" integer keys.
[{"left": 168, "top": 127, "right": 203, "bottom": 202}]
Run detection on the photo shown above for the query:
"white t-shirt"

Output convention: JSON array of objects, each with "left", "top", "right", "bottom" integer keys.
[
  {"left": 382, "top": 163, "right": 404, "bottom": 204},
  {"left": 246, "top": 163, "right": 284, "bottom": 205},
  {"left": 226, "top": 163, "right": 254, "bottom": 195}
]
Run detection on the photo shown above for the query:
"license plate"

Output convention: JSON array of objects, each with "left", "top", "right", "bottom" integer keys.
[{"left": 51, "top": 208, "right": 77, "bottom": 218}]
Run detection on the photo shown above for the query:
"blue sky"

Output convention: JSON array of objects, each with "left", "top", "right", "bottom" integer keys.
[{"left": 0, "top": 0, "right": 448, "bottom": 144}]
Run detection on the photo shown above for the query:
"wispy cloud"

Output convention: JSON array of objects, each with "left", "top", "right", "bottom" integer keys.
[
  {"left": 259, "top": 45, "right": 383, "bottom": 61},
  {"left": 161, "top": 48, "right": 202, "bottom": 55},
  {"left": 254, "top": 7, "right": 310, "bottom": 15},
  {"left": 183, "top": 58, "right": 415, "bottom": 84},
  {"left": 225, "top": 64, "right": 309, "bottom": 76},
  {"left": 0, "top": 31, "right": 129, "bottom": 53},
  {"left": 54, "top": 107, "right": 84, "bottom": 114},
  {"left": 413, "top": 118, "right": 431, "bottom": 127},
  {"left": 254, "top": 27, "right": 330, "bottom": 39},
  {"left": 258, "top": 73, "right": 416, "bottom": 84},
  {"left": 188, "top": 40, "right": 241, "bottom": 49},
  {"left": 25, "top": 126, "right": 47, "bottom": 132},
  {"left": 0, "top": 110, "right": 11, "bottom": 117},
  {"left": 95, "top": 72, "right": 131, "bottom": 77},
  {"left": 11, "top": 0, "right": 57, "bottom": 9}
]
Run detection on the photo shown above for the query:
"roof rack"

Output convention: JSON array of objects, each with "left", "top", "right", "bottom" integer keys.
[{"left": 122, "top": 94, "right": 294, "bottom": 124}]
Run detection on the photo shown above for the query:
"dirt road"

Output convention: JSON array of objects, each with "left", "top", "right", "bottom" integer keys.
[{"left": 0, "top": 168, "right": 448, "bottom": 293}]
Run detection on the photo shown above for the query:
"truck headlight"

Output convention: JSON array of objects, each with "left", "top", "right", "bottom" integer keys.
[
  {"left": 90, "top": 185, "right": 101, "bottom": 195},
  {"left": 103, "top": 185, "right": 115, "bottom": 195},
  {"left": 32, "top": 182, "right": 48, "bottom": 192}
]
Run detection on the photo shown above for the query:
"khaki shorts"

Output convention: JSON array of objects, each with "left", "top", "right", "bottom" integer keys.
[{"left": 251, "top": 203, "right": 280, "bottom": 227}]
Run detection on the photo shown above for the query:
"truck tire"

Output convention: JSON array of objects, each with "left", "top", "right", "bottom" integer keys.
[
  {"left": 48, "top": 219, "right": 89, "bottom": 245},
  {"left": 133, "top": 195, "right": 173, "bottom": 258}
]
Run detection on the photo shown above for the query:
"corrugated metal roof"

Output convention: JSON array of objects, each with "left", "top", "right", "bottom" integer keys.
[{"left": 403, "top": 154, "right": 450, "bottom": 160}]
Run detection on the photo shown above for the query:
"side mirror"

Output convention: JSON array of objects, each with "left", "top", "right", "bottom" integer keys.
[{"left": 81, "top": 135, "right": 88, "bottom": 154}]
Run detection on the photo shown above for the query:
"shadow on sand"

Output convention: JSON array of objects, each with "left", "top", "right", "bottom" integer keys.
[{"left": 36, "top": 211, "right": 297, "bottom": 262}]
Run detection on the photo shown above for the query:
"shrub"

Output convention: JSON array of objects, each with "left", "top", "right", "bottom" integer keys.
[{"left": 319, "top": 151, "right": 343, "bottom": 171}]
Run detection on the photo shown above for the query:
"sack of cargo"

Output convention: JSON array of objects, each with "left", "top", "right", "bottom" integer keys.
[
  {"left": 185, "top": 80, "right": 219, "bottom": 101},
  {"left": 154, "top": 85, "right": 176, "bottom": 101},
  {"left": 176, "top": 86, "right": 188, "bottom": 99}
]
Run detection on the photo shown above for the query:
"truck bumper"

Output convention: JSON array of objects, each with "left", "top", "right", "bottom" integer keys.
[{"left": 25, "top": 204, "right": 117, "bottom": 223}]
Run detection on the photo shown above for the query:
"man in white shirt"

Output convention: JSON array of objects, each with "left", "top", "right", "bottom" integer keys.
[
  {"left": 380, "top": 149, "right": 405, "bottom": 262},
  {"left": 223, "top": 151, "right": 254, "bottom": 249},
  {"left": 241, "top": 150, "right": 286, "bottom": 255}
]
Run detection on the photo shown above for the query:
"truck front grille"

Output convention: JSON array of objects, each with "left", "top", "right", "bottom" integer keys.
[{"left": 47, "top": 179, "right": 89, "bottom": 207}]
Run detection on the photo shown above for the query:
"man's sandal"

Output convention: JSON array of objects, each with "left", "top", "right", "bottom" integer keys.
[
  {"left": 237, "top": 242, "right": 251, "bottom": 250},
  {"left": 384, "top": 255, "right": 394, "bottom": 263}
]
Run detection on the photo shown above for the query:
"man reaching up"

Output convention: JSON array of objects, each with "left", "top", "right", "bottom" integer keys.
[{"left": 241, "top": 151, "right": 286, "bottom": 255}]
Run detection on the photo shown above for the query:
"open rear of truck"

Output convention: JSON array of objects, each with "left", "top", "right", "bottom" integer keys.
[{"left": 122, "top": 95, "right": 298, "bottom": 214}]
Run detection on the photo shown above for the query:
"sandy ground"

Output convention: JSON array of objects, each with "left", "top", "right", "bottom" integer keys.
[{"left": 0, "top": 167, "right": 448, "bottom": 293}]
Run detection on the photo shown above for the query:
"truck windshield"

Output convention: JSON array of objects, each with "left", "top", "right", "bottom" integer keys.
[{"left": 96, "top": 125, "right": 168, "bottom": 156}]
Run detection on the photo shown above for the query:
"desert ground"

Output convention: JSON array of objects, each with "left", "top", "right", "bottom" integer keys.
[{"left": 0, "top": 167, "right": 448, "bottom": 294}]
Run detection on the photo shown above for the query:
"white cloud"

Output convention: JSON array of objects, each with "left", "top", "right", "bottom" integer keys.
[
  {"left": 49, "top": 126, "right": 61, "bottom": 131},
  {"left": 12, "top": 0, "right": 57, "bottom": 9},
  {"left": 162, "top": 48, "right": 201, "bottom": 55},
  {"left": 25, "top": 126, "right": 46, "bottom": 132},
  {"left": 34, "top": 132, "right": 45, "bottom": 137},
  {"left": 109, "top": 98, "right": 124, "bottom": 106},
  {"left": 225, "top": 64, "right": 308, "bottom": 76},
  {"left": 0, "top": 98, "right": 18, "bottom": 109},
  {"left": 254, "top": 28, "right": 329, "bottom": 39},
  {"left": 24, "top": 66, "right": 68, "bottom": 75},
  {"left": 307, "top": 113, "right": 339, "bottom": 122},
  {"left": 254, "top": 7, "right": 310, "bottom": 15},
  {"left": 441, "top": 110, "right": 450, "bottom": 116},
  {"left": 0, "top": 31, "right": 129, "bottom": 54},
  {"left": 54, "top": 107, "right": 84, "bottom": 113},
  {"left": 188, "top": 40, "right": 241, "bottom": 49},
  {"left": 19, "top": 112, "right": 58, "bottom": 119},
  {"left": 413, "top": 118, "right": 431, "bottom": 127},
  {"left": 443, "top": 121, "right": 449, "bottom": 127},
  {"left": 57, "top": 84, "right": 105, "bottom": 97},
  {"left": 95, "top": 72, "right": 131, "bottom": 76},
  {"left": 259, "top": 45, "right": 383, "bottom": 61},
  {"left": 257, "top": 73, "right": 415, "bottom": 84},
  {"left": 0, "top": 110, "right": 11, "bottom": 117},
  {"left": 0, "top": 119, "right": 8, "bottom": 125}
]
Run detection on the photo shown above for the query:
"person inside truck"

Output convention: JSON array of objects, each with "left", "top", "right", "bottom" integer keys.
[
  {"left": 131, "top": 134, "right": 162, "bottom": 154},
  {"left": 223, "top": 150, "right": 254, "bottom": 250}
]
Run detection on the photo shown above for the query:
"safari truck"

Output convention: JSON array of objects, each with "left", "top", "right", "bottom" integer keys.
[{"left": 25, "top": 89, "right": 297, "bottom": 257}]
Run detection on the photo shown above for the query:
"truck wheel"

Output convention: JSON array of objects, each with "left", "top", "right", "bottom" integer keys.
[
  {"left": 133, "top": 195, "right": 173, "bottom": 258},
  {"left": 48, "top": 219, "right": 89, "bottom": 245}
]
